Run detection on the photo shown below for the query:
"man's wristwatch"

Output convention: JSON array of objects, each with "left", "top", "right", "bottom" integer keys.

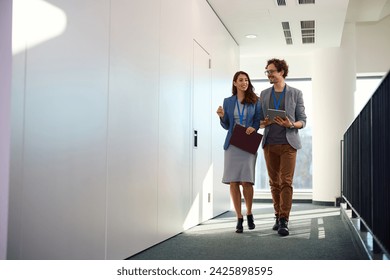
[{"left": 289, "top": 123, "right": 295, "bottom": 129}]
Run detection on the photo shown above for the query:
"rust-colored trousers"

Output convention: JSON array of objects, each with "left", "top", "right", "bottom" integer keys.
[{"left": 263, "top": 144, "right": 297, "bottom": 220}]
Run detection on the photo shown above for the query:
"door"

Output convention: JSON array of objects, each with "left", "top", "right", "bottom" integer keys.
[{"left": 192, "top": 40, "right": 212, "bottom": 224}]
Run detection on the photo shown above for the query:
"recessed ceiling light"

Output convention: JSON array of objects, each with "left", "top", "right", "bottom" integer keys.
[{"left": 245, "top": 34, "right": 257, "bottom": 39}]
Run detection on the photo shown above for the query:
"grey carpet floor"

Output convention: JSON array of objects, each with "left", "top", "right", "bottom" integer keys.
[{"left": 128, "top": 203, "right": 368, "bottom": 260}]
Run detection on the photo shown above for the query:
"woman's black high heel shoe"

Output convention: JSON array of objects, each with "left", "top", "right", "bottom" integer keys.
[
  {"left": 247, "top": 214, "right": 255, "bottom": 230},
  {"left": 236, "top": 218, "right": 244, "bottom": 233}
]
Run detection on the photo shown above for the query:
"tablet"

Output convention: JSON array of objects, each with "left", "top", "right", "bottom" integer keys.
[{"left": 267, "top": 108, "right": 286, "bottom": 121}]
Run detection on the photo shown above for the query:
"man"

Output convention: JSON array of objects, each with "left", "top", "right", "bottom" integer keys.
[{"left": 260, "top": 58, "right": 307, "bottom": 236}]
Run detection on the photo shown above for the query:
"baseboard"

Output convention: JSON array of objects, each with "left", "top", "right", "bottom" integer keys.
[
  {"left": 254, "top": 191, "right": 312, "bottom": 203},
  {"left": 312, "top": 200, "right": 336, "bottom": 206},
  {"left": 253, "top": 198, "right": 312, "bottom": 203},
  {"left": 340, "top": 203, "right": 389, "bottom": 260}
]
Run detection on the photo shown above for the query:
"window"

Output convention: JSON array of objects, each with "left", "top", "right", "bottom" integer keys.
[{"left": 354, "top": 75, "right": 384, "bottom": 117}]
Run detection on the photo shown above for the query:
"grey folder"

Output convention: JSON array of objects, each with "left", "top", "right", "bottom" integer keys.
[{"left": 229, "top": 124, "right": 263, "bottom": 154}]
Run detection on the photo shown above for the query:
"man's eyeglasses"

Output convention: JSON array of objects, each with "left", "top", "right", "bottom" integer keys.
[{"left": 264, "top": 69, "right": 277, "bottom": 75}]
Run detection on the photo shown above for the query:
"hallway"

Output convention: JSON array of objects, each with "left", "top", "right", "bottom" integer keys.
[{"left": 128, "top": 203, "right": 367, "bottom": 260}]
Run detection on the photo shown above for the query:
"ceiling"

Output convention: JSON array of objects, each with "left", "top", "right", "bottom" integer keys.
[{"left": 206, "top": 0, "right": 390, "bottom": 58}]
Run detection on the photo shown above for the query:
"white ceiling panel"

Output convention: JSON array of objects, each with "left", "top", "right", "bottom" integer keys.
[{"left": 206, "top": 0, "right": 390, "bottom": 57}]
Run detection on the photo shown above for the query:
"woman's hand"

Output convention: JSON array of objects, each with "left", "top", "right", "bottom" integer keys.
[
  {"left": 216, "top": 106, "right": 224, "bottom": 118},
  {"left": 246, "top": 126, "right": 256, "bottom": 135}
]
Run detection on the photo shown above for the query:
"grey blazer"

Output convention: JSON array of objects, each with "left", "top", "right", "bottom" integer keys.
[{"left": 260, "top": 84, "right": 307, "bottom": 150}]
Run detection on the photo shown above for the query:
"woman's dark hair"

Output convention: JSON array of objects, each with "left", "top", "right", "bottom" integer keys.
[
  {"left": 232, "top": 71, "right": 258, "bottom": 104},
  {"left": 266, "top": 58, "right": 289, "bottom": 78}
]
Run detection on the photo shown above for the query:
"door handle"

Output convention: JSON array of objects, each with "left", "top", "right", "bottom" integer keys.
[{"left": 194, "top": 130, "right": 198, "bottom": 148}]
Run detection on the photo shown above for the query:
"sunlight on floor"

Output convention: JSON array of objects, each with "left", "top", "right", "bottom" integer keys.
[{"left": 185, "top": 204, "right": 340, "bottom": 241}]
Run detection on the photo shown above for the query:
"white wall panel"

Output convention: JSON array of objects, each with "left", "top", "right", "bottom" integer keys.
[
  {"left": 0, "top": 0, "right": 12, "bottom": 260},
  {"left": 8, "top": 0, "right": 239, "bottom": 260},
  {"left": 8, "top": 33, "right": 27, "bottom": 260},
  {"left": 157, "top": 0, "right": 193, "bottom": 239},
  {"left": 106, "top": 0, "right": 160, "bottom": 259},
  {"left": 210, "top": 41, "right": 240, "bottom": 217},
  {"left": 9, "top": 0, "right": 110, "bottom": 259},
  {"left": 356, "top": 15, "right": 390, "bottom": 74}
]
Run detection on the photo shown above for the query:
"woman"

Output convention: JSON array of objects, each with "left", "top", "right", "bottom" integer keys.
[{"left": 216, "top": 71, "right": 261, "bottom": 233}]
